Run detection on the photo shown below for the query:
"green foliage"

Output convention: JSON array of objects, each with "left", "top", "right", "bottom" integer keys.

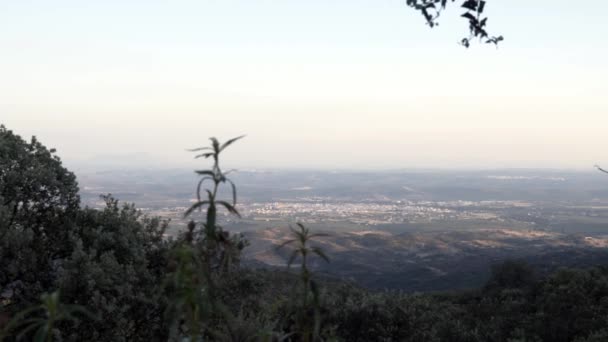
[
  {"left": 405, "top": 0, "right": 503, "bottom": 47},
  {"left": 164, "top": 243, "right": 210, "bottom": 341},
  {"left": 0, "top": 125, "right": 80, "bottom": 302},
  {"left": 534, "top": 268, "right": 608, "bottom": 342},
  {"left": 0, "top": 291, "right": 95, "bottom": 342},
  {"left": 485, "top": 259, "right": 536, "bottom": 291},
  {"left": 1, "top": 126, "right": 170, "bottom": 341},
  {"left": 56, "top": 196, "right": 170, "bottom": 341},
  {"left": 4, "top": 126, "right": 608, "bottom": 342}
]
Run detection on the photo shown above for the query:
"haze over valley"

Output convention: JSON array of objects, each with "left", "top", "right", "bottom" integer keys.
[{"left": 78, "top": 167, "right": 608, "bottom": 291}]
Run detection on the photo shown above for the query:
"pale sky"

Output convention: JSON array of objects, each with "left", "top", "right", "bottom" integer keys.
[{"left": 1, "top": 1, "right": 607, "bottom": 170}]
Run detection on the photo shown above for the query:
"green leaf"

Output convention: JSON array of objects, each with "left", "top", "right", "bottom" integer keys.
[
  {"left": 33, "top": 324, "right": 48, "bottom": 342},
  {"left": 16, "top": 322, "right": 42, "bottom": 341}
]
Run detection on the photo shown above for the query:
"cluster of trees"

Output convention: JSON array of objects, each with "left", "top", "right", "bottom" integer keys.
[{"left": 2, "top": 125, "right": 608, "bottom": 341}]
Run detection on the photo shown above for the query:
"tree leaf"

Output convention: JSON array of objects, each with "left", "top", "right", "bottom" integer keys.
[
  {"left": 461, "top": 12, "right": 477, "bottom": 22},
  {"left": 195, "top": 170, "right": 215, "bottom": 177},
  {"left": 461, "top": 0, "right": 477, "bottom": 11}
]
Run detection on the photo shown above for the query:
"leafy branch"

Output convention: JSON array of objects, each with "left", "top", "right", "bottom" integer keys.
[{"left": 406, "top": 0, "right": 503, "bottom": 47}]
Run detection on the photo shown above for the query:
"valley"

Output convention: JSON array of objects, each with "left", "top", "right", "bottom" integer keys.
[{"left": 77, "top": 168, "right": 608, "bottom": 291}]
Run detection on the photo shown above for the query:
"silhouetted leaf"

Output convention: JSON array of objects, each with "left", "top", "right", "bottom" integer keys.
[
  {"left": 276, "top": 239, "right": 297, "bottom": 250},
  {"left": 309, "top": 233, "right": 330, "bottom": 239},
  {"left": 210, "top": 137, "right": 220, "bottom": 153},
  {"left": 220, "top": 135, "right": 246, "bottom": 152},
  {"left": 196, "top": 177, "right": 212, "bottom": 201},
  {"left": 595, "top": 165, "right": 608, "bottom": 174},
  {"left": 195, "top": 152, "right": 215, "bottom": 159},
  {"left": 226, "top": 178, "right": 238, "bottom": 206},
  {"left": 461, "top": 12, "right": 477, "bottom": 22},
  {"left": 311, "top": 247, "right": 330, "bottom": 263},
  {"left": 216, "top": 200, "right": 241, "bottom": 218},
  {"left": 184, "top": 201, "right": 210, "bottom": 217},
  {"left": 195, "top": 170, "right": 215, "bottom": 177},
  {"left": 461, "top": 0, "right": 478, "bottom": 11},
  {"left": 287, "top": 249, "right": 299, "bottom": 268},
  {"left": 187, "top": 147, "right": 212, "bottom": 152}
]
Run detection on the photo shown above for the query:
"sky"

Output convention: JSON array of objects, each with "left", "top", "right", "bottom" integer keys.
[{"left": 1, "top": 0, "right": 607, "bottom": 171}]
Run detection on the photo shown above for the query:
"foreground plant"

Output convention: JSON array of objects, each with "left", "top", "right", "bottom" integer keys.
[
  {"left": 186, "top": 135, "right": 248, "bottom": 273},
  {"left": 278, "top": 223, "right": 330, "bottom": 342},
  {"left": 165, "top": 136, "right": 247, "bottom": 340},
  {"left": 0, "top": 291, "right": 96, "bottom": 342},
  {"left": 164, "top": 237, "right": 209, "bottom": 342}
]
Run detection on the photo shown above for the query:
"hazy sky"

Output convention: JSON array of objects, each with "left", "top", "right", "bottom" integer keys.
[{"left": 1, "top": 1, "right": 607, "bottom": 170}]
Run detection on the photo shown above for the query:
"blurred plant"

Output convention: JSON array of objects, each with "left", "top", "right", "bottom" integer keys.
[
  {"left": 594, "top": 165, "right": 608, "bottom": 174},
  {"left": 210, "top": 310, "right": 294, "bottom": 342},
  {"left": 0, "top": 291, "right": 96, "bottom": 342},
  {"left": 165, "top": 136, "right": 247, "bottom": 340},
  {"left": 164, "top": 240, "right": 210, "bottom": 342},
  {"left": 185, "top": 135, "right": 248, "bottom": 273},
  {"left": 277, "top": 223, "right": 330, "bottom": 342}
]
